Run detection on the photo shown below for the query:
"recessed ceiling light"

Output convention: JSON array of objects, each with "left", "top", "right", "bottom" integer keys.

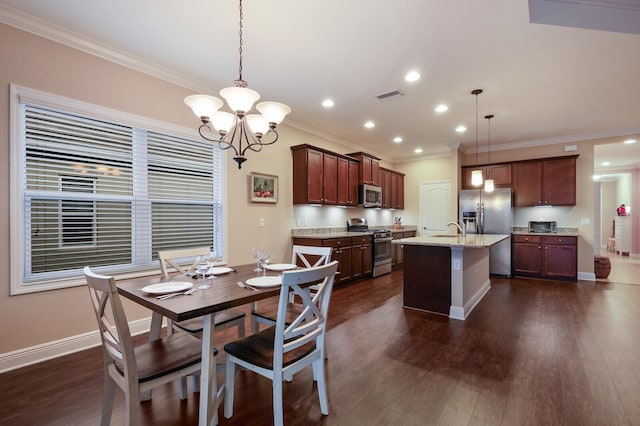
[
  {"left": 405, "top": 71, "right": 421, "bottom": 82},
  {"left": 624, "top": 139, "right": 637, "bottom": 144},
  {"left": 414, "top": 148, "right": 423, "bottom": 154},
  {"left": 364, "top": 121, "right": 375, "bottom": 129},
  {"left": 601, "top": 161, "right": 611, "bottom": 166},
  {"left": 592, "top": 175, "right": 601, "bottom": 181},
  {"left": 435, "top": 104, "right": 448, "bottom": 113},
  {"left": 321, "top": 99, "right": 334, "bottom": 108},
  {"left": 393, "top": 137, "right": 403, "bottom": 143},
  {"left": 455, "top": 125, "right": 467, "bottom": 133}
]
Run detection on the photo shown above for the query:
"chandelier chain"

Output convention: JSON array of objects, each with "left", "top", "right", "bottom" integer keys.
[{"left": 238, "top": 0, "right": 244, "bottom": 82}]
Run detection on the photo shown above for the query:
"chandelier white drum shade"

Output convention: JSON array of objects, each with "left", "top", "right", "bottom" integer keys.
[{"left": 184, "top": 0, "right": 291, "bottom": 169}]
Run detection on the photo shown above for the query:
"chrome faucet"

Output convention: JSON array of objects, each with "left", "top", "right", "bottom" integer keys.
[{"left": 447, "top": 220, "right": 466, "bottom": 237}]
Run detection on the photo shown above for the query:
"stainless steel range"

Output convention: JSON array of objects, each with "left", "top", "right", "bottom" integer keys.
[{"left": 347, "top": 218, "right": 393, "bottom": 277}]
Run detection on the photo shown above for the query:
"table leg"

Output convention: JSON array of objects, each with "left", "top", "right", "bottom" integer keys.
[
  {"left": 149, "top": 312, "right": 163, "bottom": 341},
  {"left": 199, "top": 313, "right": 217, "bottom": 426}
]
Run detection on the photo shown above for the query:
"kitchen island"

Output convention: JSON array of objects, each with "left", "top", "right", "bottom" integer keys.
[{"left": 395, "top": 234, "right": 509, "bottom": 320}]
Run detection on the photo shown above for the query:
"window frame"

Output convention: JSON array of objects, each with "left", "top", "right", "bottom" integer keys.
[{"left": 9, "top": 84, "right": 227, "bottom": 295}]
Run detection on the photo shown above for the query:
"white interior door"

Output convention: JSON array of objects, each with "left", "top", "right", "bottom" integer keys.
[{"left": 420, "top": 181, "right": 452, "bottom": 235}]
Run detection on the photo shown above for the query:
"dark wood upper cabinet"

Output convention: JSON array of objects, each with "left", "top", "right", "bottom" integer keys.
[
  {"left": 461, "top": 163, "right": 512, "bottom": 189},
  {"left": 513, "top": 156, "right": 577, "bottom": 206},
  {"left": 292, "top": 145, "right": 338, "bottom": 205},
  {"left": 347, "top": 152, "right": 381, "bottom": 185}
]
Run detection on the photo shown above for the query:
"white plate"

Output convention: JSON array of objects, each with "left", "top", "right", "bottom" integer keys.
[
  {"left": 246, "top": 276, "right": 282, "bottom": 288},
  {"left": 265, "top": 263, "right": 298, "bottom": 272},
  {"left": 209, "top": 266, "right": 233, "bottom": 275},
  {"left": 141, "top": 282, "right": 193, "bottom": 295}
]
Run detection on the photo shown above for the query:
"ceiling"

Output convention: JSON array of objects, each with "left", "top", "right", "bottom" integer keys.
[{"left": 1, "top": 0, "right": 639, "bottom": 174}]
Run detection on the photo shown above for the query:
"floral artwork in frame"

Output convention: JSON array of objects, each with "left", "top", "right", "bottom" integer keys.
[{"left": 249, "top": 172, "right": 278, "bottom": 203}]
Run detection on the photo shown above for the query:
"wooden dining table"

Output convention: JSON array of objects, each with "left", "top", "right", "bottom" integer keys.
[{"left": 117, "top": 263, "right": 282, "bottom": 426}]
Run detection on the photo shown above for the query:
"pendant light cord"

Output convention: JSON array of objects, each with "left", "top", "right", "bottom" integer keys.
[{"left": 238, "top": 0, "right": 244, "bottom": 82}]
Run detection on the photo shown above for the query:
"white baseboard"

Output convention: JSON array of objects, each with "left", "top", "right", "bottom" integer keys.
[
  {"left": 0, "top": 317, "right": 156, "bottom": 374},
  {"left": 449, "top": 279, "right": 491, "bottom": 321},
  {"left": 578, "top": 272, "right": 596, "bottom": 281}
]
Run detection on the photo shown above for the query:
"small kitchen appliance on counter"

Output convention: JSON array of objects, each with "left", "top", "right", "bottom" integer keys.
[
  {"left": 347, "top": 218, "right": 392, "bottom": 277},
  {"left": 528, "top": 221, "right": 557, "bottom": 233}
]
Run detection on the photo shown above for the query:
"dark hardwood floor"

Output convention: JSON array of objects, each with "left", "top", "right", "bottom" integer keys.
[{"left": 2, "top": 268, "right": 640, "bottom": 425}]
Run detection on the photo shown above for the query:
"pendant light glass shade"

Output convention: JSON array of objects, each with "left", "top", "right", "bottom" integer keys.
[
  {"left": 471, "top": 169, "right": 483, "bottom": 186},
  {"left": 210, "top": 111, "right": 235, "bottom": 134},
  {"left": 484, "top": 178, "right": 495, "bottom": 192}
]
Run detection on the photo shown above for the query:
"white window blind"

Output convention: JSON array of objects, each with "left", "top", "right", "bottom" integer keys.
[{"left": 12, "top": 86, "right": 224, "bottom": 292}]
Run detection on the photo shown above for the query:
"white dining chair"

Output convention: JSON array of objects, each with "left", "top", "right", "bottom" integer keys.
[
  {"left": 250, "top": 245, "right": 332, "bottom": 332},
  {"left": 224, "top": 260, "right": 339, "bottom": 426},
  {"left": 84, "top": 267, "right": 205, "bottom": 426}
]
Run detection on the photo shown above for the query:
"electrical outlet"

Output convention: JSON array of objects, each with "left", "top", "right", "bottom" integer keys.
[
  {"left": 581, "top": 218, "right": 590, "bottom": 225},
  {"left": 259, "top": 217, "right": 265, "bottom": 228}
]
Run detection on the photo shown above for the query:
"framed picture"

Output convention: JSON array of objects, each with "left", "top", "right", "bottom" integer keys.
[{"left": 249, "top": 172, "right": 278, "bottom": 203}]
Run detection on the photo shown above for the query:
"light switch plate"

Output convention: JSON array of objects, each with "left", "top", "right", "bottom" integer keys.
[{"left": 581, "top": 217, "right": 590, "bottom": 225}]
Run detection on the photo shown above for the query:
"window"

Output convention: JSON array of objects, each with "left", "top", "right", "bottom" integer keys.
[{"left": 10, "top": 85, "right": 225, "bottom": 294}]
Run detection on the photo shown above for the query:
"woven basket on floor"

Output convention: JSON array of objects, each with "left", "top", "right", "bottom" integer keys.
[{"left": 594, "top": 255, "right": 611, "bottom": 279}]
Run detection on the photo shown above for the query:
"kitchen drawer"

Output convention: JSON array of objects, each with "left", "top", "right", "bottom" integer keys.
[
  {"left": 542, "top": 236, "right": 576, "bottom": 246},
  {"left": 512, "top": 235, "right": 541, "bottom": 244},
  {"left": 402, "top": 231, "right": 416, "bottom": 238},
  {"left": 322, "top": 237, "right": 353, "bottom": 248},
  {"left": 352, "top": 235, "right": 372, "bottom": 245}
]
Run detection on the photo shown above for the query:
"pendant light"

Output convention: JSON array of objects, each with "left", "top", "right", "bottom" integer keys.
[
  {"left": 484, "top": 114, "right": 495, "bottom": 192},
  {"left": 471, "top": 89, "right": 483, "bottom": 186}
]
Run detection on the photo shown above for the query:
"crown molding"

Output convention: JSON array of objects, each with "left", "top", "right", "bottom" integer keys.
[
  {"left": 0, "top": 4, "right": 213, "bottom": 94},
  {"left": 464, "top": 127, "right": 640, "bottom": 155}
]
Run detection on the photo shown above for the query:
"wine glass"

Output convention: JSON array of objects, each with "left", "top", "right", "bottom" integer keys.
[
  {"left": 260, "top": 251, "right": 271, "bottom": 276},
  {"left": 205, "top": 250, "right": 219, "bottom": 279},
  {"left": 252, "top": 247, "right": 262, "bottom": 272},
  {"left": 195, "top": 257, "right": 211, "bottom": 290}
]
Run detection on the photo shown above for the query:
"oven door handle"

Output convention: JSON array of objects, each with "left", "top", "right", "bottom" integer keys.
[{"left": 375, "top": 237, "right": 393, "bottom": 242}]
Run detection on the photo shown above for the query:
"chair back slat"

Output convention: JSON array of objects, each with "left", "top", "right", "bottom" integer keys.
[
  {"left": 84, "top": 267, "right": 137, "bottom": 380},
  {"left": 273, "top": 261, "right": 338, "bottom": 365},
  {"left": 158, "top": 246, "right": 210, "bottom": 278},
  {"left": 291, "top": 245, "right": 332, "bottom": 268}
]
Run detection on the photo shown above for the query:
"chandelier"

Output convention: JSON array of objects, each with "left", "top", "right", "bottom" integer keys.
[{"left": 184, "top": 0, "right": 291, "bottom": 169}]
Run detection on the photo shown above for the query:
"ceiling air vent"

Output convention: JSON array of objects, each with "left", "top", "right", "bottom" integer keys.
[{"left": 375, "top": 90, "right": 405, "bottom": 102}]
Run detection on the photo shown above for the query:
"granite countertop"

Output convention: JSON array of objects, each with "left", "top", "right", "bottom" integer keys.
[
  {"left": 511, "top": 227, "right": 578, "bottom": 236},
  {"left": 396, "top": 234, "right": 510, "bottom": 248},
  {"left": 292, "top": 225, "right": 417, "bottom": 239}
]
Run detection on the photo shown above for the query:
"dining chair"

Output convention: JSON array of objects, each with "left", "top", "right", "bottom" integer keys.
[
  {"left": 84, "top": 267, "right": 205, "bottom": 426},
  {"left": 250, "top": 245, "right": 332, "bottom": 332},
  {"left": 158, "top": 247, "right": 246, "bottom": 339},
  {"left": 224, "top": 260, "right": 339, "bottom": 426}
]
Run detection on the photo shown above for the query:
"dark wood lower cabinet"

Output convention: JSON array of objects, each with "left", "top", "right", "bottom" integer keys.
[
  {"left": 392, "top": 230, "right": 416, "bottom": 268},
  {"left": 512, "top": 234, "right": 577, "bottom": 281},
  {"left": 293, "top": 235, "right": 372, "bottom": 284}
]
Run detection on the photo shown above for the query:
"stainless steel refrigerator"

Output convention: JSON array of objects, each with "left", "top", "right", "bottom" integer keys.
[{"left": 459, "top": 187, "right": 513, "bottom": 276}]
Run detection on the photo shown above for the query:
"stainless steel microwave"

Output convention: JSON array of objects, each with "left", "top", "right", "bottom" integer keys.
[{"left": 359, "top": 184, "right": 382, "bottom": 208}]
